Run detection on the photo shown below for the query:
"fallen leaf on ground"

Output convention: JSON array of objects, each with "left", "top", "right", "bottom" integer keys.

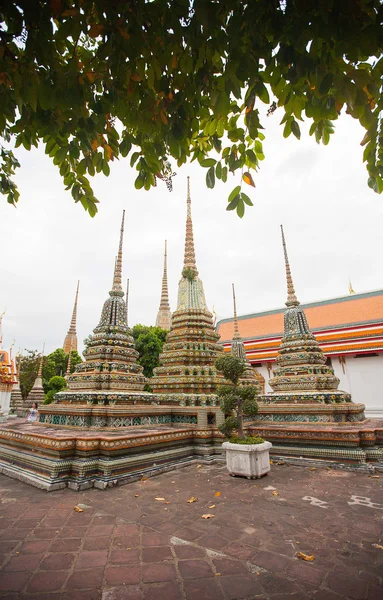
[
  {"left": 372, "top": 543, "right": 383, "bottom": 550},
  {"left": 297, "top": 552, "right": 315, "bottom": 561},
  {"left": 196, "top": 465, "right": 202, "bottom": 468},
  {"left": 369, "top": 475, "right": 380, "bottom": 479},
  {"left": 209, "top": 505, "right": 216, "bottom": 509},
  {"left": 276, "top": 461, "right": 286, "bottom": 465},
  {"left": 215, "top": 573, "right": 221, "bottom": 576},
  {"left": 140, "top": 477, "right": 148, "bottom": 482},
  {"left": 73, "top": 506, "right": 83, "bottom": 512},
  {"left": 135, "top": 494, "right": 139, "bottom": 497},
  {"left": 296, "top": 541, "right": 300, "bottom": 544},
  {"left": 165, "top": 502, "right": 171, "bottom": 504},
  {"left": 126, "top": 547, "right": 131, "bottom": 550},
  {"left": 155, "top": 497, "right": 165, "bottom": 501},
  {"left": 214, "top": 491, "right": 221, "bottom": 497},
  {"left": 309, "top": 468, "right": 317, "bottom": 471},
  {"left": 272, "top": 491, "right": 279, "bottom": 496},
  {"left": 201, "top": 514, "right": 215, "bottom": 519},
  {"left": 187, "top": 497, "right": 198, "bottom": 503}
]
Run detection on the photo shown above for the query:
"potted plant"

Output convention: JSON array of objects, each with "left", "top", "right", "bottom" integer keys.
[{"left": 215, "top": 355, "right": 272, "bottom": 479}]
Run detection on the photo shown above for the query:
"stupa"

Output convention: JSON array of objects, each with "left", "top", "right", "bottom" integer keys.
[
  {"left": 63, "top": 281, "right": 79, "bottom": 354},
  {"left": 231, "top": 284, "right": 264, "bottom": 391},
  {"left": 10, "top": 355, "right": 23, "bottom": 414},
  {"left": 151, "top": 178, "right": 225, "bottom": 402},
  {"left": 155, "top": 241, "right": 172, "bottom": 330},
  {"left": 54, "top": 210, "right": 147, "bottom": 404},
  {"left": 23, "top": 348, "right": 46, "bottom": 411}
]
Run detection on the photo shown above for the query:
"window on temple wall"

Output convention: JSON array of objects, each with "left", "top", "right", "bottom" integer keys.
[
  {"left": 207, "top": 413, "right": 216, "bottom": 425},
  {"left": 353, "top": 353, "right": 379, "bottom": 358}
]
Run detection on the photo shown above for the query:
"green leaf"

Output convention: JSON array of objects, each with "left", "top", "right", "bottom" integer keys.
[
  {"left": 206, "top": 166, "right": 215, "bottom": 189},
  {"left": 319, "top": 73, "right": 334, "bottom": 95},
  {"left": 135, "top": 174, "right": 145, "bottom": 189},
  {"left": 236, "top": 199, "right": 245, "bottom": 218},
  {"left": 228, "top": 185, "right": 241, "bottom": 203},
  {"left": 241, "top": 192, "right": 253, "bottom": 206},
  {"left": 226, "top": 195, "right": 240, "bottom": 210},
  {"left": 200, "top": 158, "right": 216, "bottom": 167},
  {"left": 291, "top": 119, "right": 301, "bottom": 140}
]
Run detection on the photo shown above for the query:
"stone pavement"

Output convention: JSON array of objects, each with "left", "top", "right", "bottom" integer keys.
[{"left": 0, "top": 463, "right": 382, "bottom": 600}]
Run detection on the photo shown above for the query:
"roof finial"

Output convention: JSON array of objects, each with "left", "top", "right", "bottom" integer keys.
[
  {"left": 70, "top": 281, "right": 80, "bottom": 333},
  {"left": 280, "top": 225, "right": 299, "bottom": 307},
  {"left": 112, "top": 210, "right": 125, "bottom": 292},
  {"left": 37, "top": 344, "right": 45, "bottom": 379},
  {"left": 65, "top": 340, "right": 72, "bottom": 378},
  {"left": 126, "top": 278, "right": 130, "bottom": 326},
  {"left": 349, "top": 278, "right": 355, "bottom": 295},
  {"left": 155, "top": 240, "right": 172, "bottom": 329},
  {"left": 232, "top": 283, "right": 241, "bottom": 340},
  {"left": 183, "top": 177, "right": 198, "bottom": 276}
]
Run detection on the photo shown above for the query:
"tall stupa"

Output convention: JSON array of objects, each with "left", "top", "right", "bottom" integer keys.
[
  {"left": 155, "top": 241, "right": 172, "bottom": 330},
  {"left": 63, "top": 281, "right": 79, "bottom": 354},
  {"left": 152, "top": 178, "right": 224, "bottom": 397},
  {"left": 231, "top": 284, "right": 264, "bottom": 392},
  {"left": 25, "top": 347, "right": 46, "bottom": 408},
  {"left": 57, "top": 211, "right": 147, "bottom": 401}
]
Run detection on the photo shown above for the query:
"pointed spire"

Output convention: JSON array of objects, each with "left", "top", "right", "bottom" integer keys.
[
  {"left": 65, "top": 341, "right": 72, "bottom": 378},
  {"left": 112, "top": 210, "right": 125, "bottom": 293},
  {"left": 280, "top": 225, "right": 299, "bottom": 307},
  {"left": 63, "top": 282, "right": 80, "bottom": 353},
  {"left": 126, "top": 278, "right": 130, "bottom": 326},
  {"left": 37, "top": 344, "right": 45, "bottom": 379},
  {"left": 232, "top": 283, "right": 241, "bottom": 340},
  {"left": 156, "top": 240, "right": 172, "bottom": 329},
  {"left": 183, "top": 177, "right": 198, "bottom": 277},
  {"left": 349, "top": 278, "right": 355, "bottom": 295}
]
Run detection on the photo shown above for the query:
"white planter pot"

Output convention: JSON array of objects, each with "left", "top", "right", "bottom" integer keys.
[{"left": 222, "top": 441, "right": 272, "bottom": 479}]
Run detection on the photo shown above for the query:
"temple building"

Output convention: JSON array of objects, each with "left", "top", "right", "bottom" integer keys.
[
  {"left": 63, "top": 280, "right": 79, "bottom": 354},
  {"left": 10, "top": 355, "right": 23, "bottom": 414},
  {"left": 0, "top": 315, "right": 17, "bottom": 420},
  {"left": 218, "top": 289, "right": 383, "bottom": 418},
  {"left": 151, "top": 178, "right": 225, "bottom": 399},
  {"left": 155, "top": 241, "right": 172, "bottom": 330},
  {"left": 23, "top": 348, "right": 46, "bottom": 411}
]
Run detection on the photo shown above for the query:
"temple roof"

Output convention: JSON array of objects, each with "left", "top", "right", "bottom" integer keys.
[{"left": 217, "top": 289, "right": 383, "bottom": 360}]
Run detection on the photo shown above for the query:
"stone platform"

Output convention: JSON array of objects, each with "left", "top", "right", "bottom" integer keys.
[
  {"left": 0, "top": 463, "right": 382, "bottom": 599},
  {"left": 0, "top": 416, "right": 383, "bottom": 492}
]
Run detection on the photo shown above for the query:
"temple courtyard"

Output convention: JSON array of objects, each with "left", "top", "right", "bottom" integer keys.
[{"left": 0, "top": 462, "right": 382, "bottom": 600}]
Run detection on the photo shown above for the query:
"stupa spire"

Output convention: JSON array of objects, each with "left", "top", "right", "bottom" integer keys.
[
  {"left": 112, "top": 210, "right": 125, "bottom": 294},
  {"left": 232, "top": 283, "right": 241, "bottom": 341},
  {"left": 37, "top": 344, "right": 45, "bottom": 379},
  {"left": 63, "top": 281, "right": 80, "bottom": 353},
  {"left": 280, "top": 225, "right": 299, "bottom": 307},
  {"left": 183, "top": 177, "right": 198, "bottom": 277},
  {"left": 65, "top": 340, "right": 72, "bottom": 378},
  {"left": 126, "top": 278, "right": 129, "bottom": 326},
  {"left": 156, "top": 240, "right": 172, "bottom": 330}
]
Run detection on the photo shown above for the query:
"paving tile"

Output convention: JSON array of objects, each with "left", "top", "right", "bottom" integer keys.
[
  {"left": 326, "top": 571, "right": 368, "bottom": 599},
  {"left": 75, "top": 550, "right": 109, "bottom": 569},
  {"left": 101, "top": 586, "right": 142, "bottom": 600},
  {"left": 104, "top": 566, "right": 141, "bottom": 586},
  {"left": 3, "top": 552, "right": 44, "bottom": 572},
  {"left": 141, "top": 562, "right": 177, "bottom": 583},
  {"left": 18, "top": 539, "right": 52, "bottom": 554},
  {"left": 142, "top": 581, "right": 183, "bottom": 600},
  {"left": 0, "top": 572, "right": 31, "bottom": 592},
  {"left": 219, "top": 574, "right": 263, "bottom": 599},
  {"left": 62, "top": 590, "right": 102, "bottom": 600},
  {"left": 212, "top": 558, "right": 248, "bottom": 575},
  {"left": 142, "top": 545, "right": 173, "bottom": 562},
  {"left": 50, "top": 537, "right": 83, "bottom": 552},
  {"left": 173, "top": 544, "right": 206, "bottom": 559},
  {"left": 141, "top": 532, "right": 169, "bottom": 546},
  {"left": 26, "top": 570, "right": 67, "bottom": 593},
  {"left": 66, "top": 567, "right": 104, "bottom": 590},
  {"left": 88, "top": 524, "right": 114, "bottom": 537},
  {"left": 183, "top": 578, "right": 225, "bottom": 600},
  {"left": 178, "top": 559, "right": 215, "bottom": 579},
  {"left": 40, "top": 552, "right": 76, "bottom": 570},
  {"left": 109, "top": 548, "right": 140, "bottom": 564}
]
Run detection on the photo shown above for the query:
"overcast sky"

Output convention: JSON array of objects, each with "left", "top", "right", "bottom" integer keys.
[{"left": 1, "top": 108, "right": 382, "bottom": 355}]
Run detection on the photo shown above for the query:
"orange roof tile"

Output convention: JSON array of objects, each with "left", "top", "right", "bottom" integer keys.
[{"left": 217, "top": 290, "right": 383, "bottom": 343}]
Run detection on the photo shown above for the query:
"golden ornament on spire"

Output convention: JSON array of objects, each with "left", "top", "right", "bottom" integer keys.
[
  {"left": 183, "top": 177, "right": 198, "bottom": 278},
  {"left": 349, "top": 279, "right": 355, "bottom": 295},
  {"left": 232, "top": 283, "right": 241, "bottom": 340},
  {"left": 280, "top": 225, "right": 299, "bottom": 307},
  {"left": 112, "top": 210, "right": 125, "bottom": 292}
]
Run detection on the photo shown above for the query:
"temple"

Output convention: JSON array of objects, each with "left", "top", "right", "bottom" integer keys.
[
  {"left": 63, "top": 281, "right": 79, "bottom": 354},
  {"left": 151, "top": 178, "right": 225, "bottom": 400},
  {"left": 23, "top": 347, "right": 46, "bottom": 411},
  {"left": 10, "top": 354, "right": 23, "bottom": 415},
  {"left": 155, "top": 241, "right": 172, "bottom": 330}
]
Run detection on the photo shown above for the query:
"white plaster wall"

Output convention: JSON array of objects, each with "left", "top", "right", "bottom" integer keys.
[
  {"left": 0, "top": 390, "right": 11, "bottom": 416},
  {"left": 341, "top": 355, "right": 383, "bottom": 418},
  {"left": 256, "top": 364, "right": 274, "bottom": 393}
]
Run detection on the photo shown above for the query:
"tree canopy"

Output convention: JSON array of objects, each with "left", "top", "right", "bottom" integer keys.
[
  {"left": 18, "top": 347, "right": 82, "bottom": 398},
  {"left": 1, "top": 1, "right": 382, "bottom": 218},
  {"left": 131, "top": 324, "right": 168, "bottom": 378}
]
